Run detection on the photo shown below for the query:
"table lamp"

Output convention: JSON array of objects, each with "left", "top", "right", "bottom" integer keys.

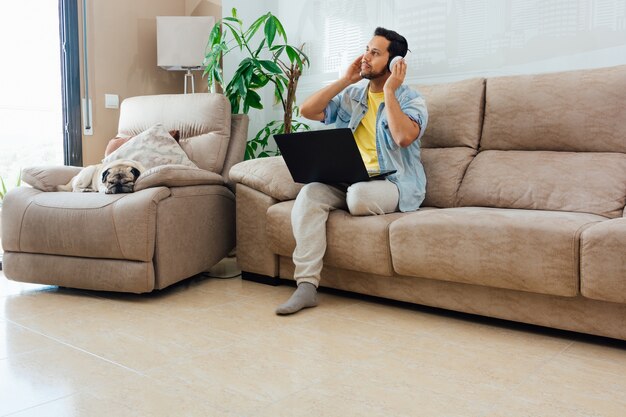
[{"left": 157, "top": 16, "right": 215, "bottom": 94}]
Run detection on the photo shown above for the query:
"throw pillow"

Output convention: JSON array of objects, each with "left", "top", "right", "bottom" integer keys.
[
  {"left": 102, "top": 125, "right": 196, "bottom": 170},
  {"left": 104, "top": 130, "right": 180, "bottom": 157}
]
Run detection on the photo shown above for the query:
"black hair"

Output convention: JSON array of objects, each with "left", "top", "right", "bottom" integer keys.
[{"left": 373, "top": 27, "right": 408, "bottom": 61}]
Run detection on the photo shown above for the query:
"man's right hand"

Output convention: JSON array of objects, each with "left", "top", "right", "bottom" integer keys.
[
  {"left": 300, "top": 54, "right": 363, "bottom": 121},
  {"left": 343, "top": 54, "right": 364, "bottom": 84}
]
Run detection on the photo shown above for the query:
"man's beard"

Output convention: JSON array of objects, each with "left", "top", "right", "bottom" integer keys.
[{"left": 360, "top": 67, "right": 388, "bottom": 80}]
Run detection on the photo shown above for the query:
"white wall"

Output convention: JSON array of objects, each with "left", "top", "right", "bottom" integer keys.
[
  {"left": 223, "top": 0, "right": 626, "bottom": 142},
  {"left": 280, "top": 0, "right": 626, "bottom": 92},
  {"left": 222, "top": 0, "right": 281, "bottom": 145}
]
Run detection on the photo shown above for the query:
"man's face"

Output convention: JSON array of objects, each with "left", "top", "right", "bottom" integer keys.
[{"left": 360, "top": 36, "right": 391, "bottom": 80}]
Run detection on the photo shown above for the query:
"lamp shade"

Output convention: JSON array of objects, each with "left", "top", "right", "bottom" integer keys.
[{"left": 157, "top": 16, "right": 215, "bottom": 70}]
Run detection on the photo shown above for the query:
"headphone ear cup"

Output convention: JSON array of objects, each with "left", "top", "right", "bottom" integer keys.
[{"left": 389, "top": 56, "right": 403, "bottom": 72}]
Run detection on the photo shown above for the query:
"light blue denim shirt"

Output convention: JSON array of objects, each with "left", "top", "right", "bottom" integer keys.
[{"left": 323, "top": 83, "right": 428, "bottom": 212}]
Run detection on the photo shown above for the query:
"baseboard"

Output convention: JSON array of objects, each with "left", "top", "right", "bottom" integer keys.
[{"left": 241, "top": 271, "right": 281, "bottom": 286}]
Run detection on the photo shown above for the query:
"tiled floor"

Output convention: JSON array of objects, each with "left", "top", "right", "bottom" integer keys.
[{"left": 1, "top": 265, "right": 625, "bottom": 416}]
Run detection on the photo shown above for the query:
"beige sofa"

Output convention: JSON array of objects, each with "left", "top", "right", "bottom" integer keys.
[
  {"left": 2, "top": 93, "right": 248, "bottom": 293},
  {"left": 230, "top": 64, "right": 626, "bottom": 340}
]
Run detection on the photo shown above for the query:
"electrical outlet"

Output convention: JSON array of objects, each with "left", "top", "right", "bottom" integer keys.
[{"left": 105, "top": 94, "right": 119, "bottom": 109}]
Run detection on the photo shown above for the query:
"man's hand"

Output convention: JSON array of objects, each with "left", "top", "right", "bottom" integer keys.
[
  {"left": 384, "top": 58, "right": 406, "bottom": 93},
  {"left": 383, "top": 58, "right": 420, "bottom": 147},
  {"left": 300, "top": 56, "right": 361, "bottom": 121},
  {"left": 343, "top": 54, "right": 364, "bottom": 84}
]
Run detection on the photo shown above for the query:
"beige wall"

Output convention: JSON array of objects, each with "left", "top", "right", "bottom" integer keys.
[
  {"left": 187, "top": 0, "right": 221, "bottom": 17},
  {"left": 78, "top": 0, "right": 221, "bottom": 165}
]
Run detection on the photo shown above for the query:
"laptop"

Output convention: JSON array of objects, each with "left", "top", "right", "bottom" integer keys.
[{"left": 274, "top": 128, "right": 396, "bottom": 184}]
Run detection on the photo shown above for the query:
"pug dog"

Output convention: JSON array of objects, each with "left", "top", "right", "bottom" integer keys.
[{"left": 57, "top": 159, "right": 145, "bottom": 194}]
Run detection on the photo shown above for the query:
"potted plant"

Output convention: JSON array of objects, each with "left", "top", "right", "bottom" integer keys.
[{"left": 203, "top": 8, "right": 311, "bottom": 159}]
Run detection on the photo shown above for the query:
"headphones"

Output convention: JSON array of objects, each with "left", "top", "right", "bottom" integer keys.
[{"left": 388, "top": 55, "right": 404, "bottom": 72}]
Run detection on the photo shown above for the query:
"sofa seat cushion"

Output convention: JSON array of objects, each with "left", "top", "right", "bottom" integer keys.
[
  {"left": 580, "top": 218, "right": 626, "bottom": 304},
  {"left": 1, "top": 186, "right": 171, "bottom": 261},
  {"left": 266, "top": 200, "right": 405, "bottom": 276},
  {"left": 389, "top": 207, "right": 606, "bottom": 297}
]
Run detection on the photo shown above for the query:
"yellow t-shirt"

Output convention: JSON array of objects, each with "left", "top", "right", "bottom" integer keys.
[{"left": 353, "top": 89, "right": 384, "bottom": 171}]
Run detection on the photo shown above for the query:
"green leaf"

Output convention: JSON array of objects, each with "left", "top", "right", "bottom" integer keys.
[
  {"left": 270, "top": 45, "right": 286, "bottom": 62},
  {"left": 244, "top": 90, "right": 263, "bottom": 110},
  {"left": 222, "top": 16, "right": 241, "bottom": 24},
  {"left": 289, "top": 45, "right": 310, "bottom": 68},
  {"left": 253, "top": 39, "right": 266, "bottom": 57},
  {"left": 264, "top": 15, "right": 277, "bottom": 47},
  {"left": 226, "top": 25, "right": 243, "bottom": 50},
  {"left": 208, "top": 23, "right": 221, "bottom": 46},
  {"left": 259, "top": 60, "right": 282, "bottom": 74},
  {"left": 272, "top": 16, "right": 287, "bottom": 42},
  {"left": 213, "top": 66, "right": 223, "bottom": 86},
  {"left": 0, "top": 176, "right": 7, "bottom": 199},
  {"left": 245, "top": 14, "right": 267, "bottom": 42},
  {"left": 231, "top": 7, "right": 237, "bottom": 18},
  {"left": 249, "top": 71, "right": 269, "bottom": 89},
  {"left": 236, "top": 75, "right": 247, "bottom": 96},
  {"left": 284, "top": 45, "right": 304, "bottom": 70}
]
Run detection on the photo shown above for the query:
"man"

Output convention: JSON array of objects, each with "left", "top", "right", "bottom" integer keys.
[{"left": 275, "top": 27, "right": 428, "bottom": 315}]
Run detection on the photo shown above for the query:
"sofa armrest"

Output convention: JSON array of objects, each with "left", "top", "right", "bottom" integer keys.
[
  {"left": 229, "top": 156, "right": 302, "bottom": 201},
  {"left": 134, "top": 164, "right": 224, "bottom": 192},
  {"left": 21, "top": 166, "right": 83, "bottom": 191},
  {"left": 580, "top": 218, "right": 626, "bottom": 304}
]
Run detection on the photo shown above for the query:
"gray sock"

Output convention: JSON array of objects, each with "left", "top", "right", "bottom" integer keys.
[{"left": 275, "top": 282, "right": 318, "bottom": 315}]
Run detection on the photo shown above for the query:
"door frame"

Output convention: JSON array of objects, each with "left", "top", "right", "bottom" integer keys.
[{"left": 59, "top": 0, "right": 82, "bottom": 166}]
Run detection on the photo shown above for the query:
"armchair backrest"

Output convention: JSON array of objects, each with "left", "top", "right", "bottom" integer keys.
[{"left": 118, "top": 94, "right": 248, "bottom": 188}]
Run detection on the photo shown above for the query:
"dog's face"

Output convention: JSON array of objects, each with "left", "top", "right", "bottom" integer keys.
[{"left": 100, "top": 160, "right": 145, "bottom": 194}]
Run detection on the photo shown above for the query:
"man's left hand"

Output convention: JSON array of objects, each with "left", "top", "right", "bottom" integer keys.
[{"left": 384, "top": 59, "right": 406, "bottom": 92}]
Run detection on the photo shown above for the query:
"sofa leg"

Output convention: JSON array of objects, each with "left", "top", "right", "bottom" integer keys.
[{"left": 242, "top": 271, "right": 281, "bottom": 286}]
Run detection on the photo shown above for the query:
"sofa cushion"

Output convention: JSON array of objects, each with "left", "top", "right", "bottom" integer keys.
[
  {"left": 415, "top": 77, "right": 485, "bottom": 149},
  {"left": 421, "top": 147, "right": 476, "bottom": 208},
  {"left": 134, "top": 165, "right": 223, "bottom": 192},
  {"left": 457, "top": 150, "right": 626, "bottom": 218},
  {"left": 21, "top": 166, "right": 83, "bottom": 192},
  {"left": 481, "top": 65, "right": 626, "bottom": 152},
  {"left": 267, "top": 200, "right": 405, "bottom": 276},
  {"left": 580, "top": 218, "right": 626, "bottom": 304},
  {"left": 1, "top": 186, "right": 171, "bottom": 262},
  {"left": 389, "top": 207, "right": 606, "bottom": 297},
  {"left": 118, "top": 93, "right": 231, "bottom": 173}
]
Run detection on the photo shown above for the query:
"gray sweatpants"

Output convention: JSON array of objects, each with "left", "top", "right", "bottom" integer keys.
[{"left": 291, "top": 180, "right": 399, "bottom": 287}]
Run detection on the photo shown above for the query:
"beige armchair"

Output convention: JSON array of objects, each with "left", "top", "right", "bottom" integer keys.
[{"left": 1, "top": 93, "right": 248, "bottom": 293}]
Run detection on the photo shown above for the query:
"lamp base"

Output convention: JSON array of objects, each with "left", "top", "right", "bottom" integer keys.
[{"left": 184, "top": 69, "right": 195, "bottom": 94}]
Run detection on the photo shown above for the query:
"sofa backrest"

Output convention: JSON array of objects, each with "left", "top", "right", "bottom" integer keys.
[
  {"left": 457, "top": 65, "right": 626, "bottom": 218},
  {"left": 118, "top": 93, "right": 233, "bottom": 175},
  {"left": 413, "top": 77, "right": 485, "bottom": 207}
]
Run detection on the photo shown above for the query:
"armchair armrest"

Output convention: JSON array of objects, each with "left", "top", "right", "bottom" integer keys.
[
  {"left": 229, "top": 156, "right": 302, "bottom": 201},
  {"left": 21, "top": 166, "right": 83, "bottom": 191},
  {"left": 134, "top": 164, "right": 224, "bottom": 192}
]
